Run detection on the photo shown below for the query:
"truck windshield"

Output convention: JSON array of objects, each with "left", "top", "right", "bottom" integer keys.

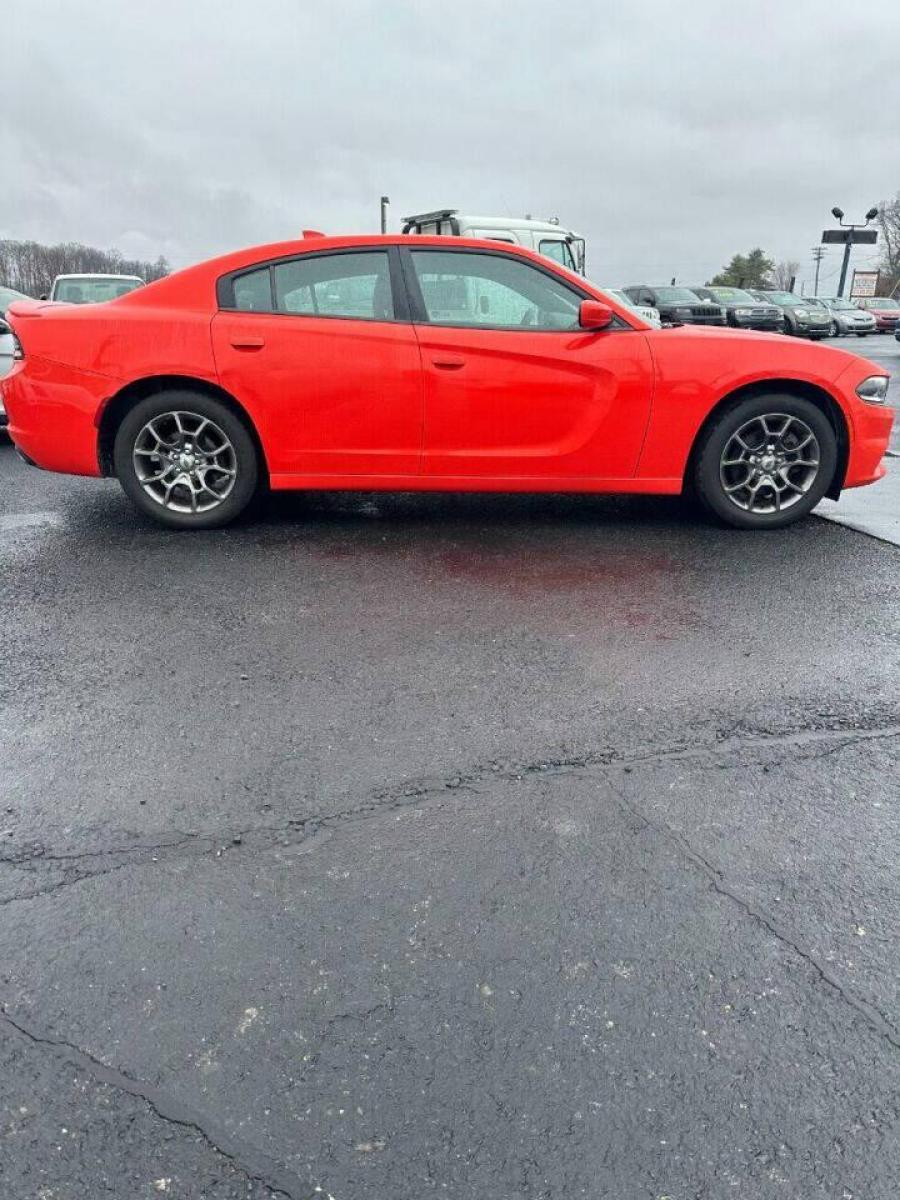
[
  {"left": 539, "top": 240, "right": 576, "bottom": 272},
  {"left": 54, "top": 278, "right": 143, "bottom": 303}
]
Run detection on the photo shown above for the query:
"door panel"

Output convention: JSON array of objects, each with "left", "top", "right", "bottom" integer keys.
[
  {"left": 402, "top": 247, "right": 653, "bottom": 479},
  {"left": 416, "top": 324, "right": 654, "bottom": 478},
  {"left": 211, "top": 248, "right": 423, "bottom": 476},
  {"left": 213, "top": 314, "right": 423, "bottom": 476}
]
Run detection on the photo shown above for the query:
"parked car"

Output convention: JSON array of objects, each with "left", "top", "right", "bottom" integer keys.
[
  {"left": 1, "top": 286, "right": 32, "bottom": 426},
  {"left": 623, "top": 285, "right": 725, "bottom": 326},
  {"left": 602, "top": 287, "right": 661, "bottom": 327},
  {"left": 854, "top": 296, "right": 900, "bottom": 332},
  {"left": 748, "top": 290, "right": 831, "bottom": 339},
  {"left": 403, "top": 209, "right": 585, "bottom": 274},
  {"left": 45, "top": 273, "right": 145, "bottom": 304},
  {"left": 0, "top": 318, "right": 13, "bottom": 429},
  {"left": 3, "top": 234, "right": 893, "bottom": 532},
  {"left": 689, "top": 286, "right": 782, "bottom": 332},
  {"left": 817, "top": 297, "right": 877, "bottom": 338}
]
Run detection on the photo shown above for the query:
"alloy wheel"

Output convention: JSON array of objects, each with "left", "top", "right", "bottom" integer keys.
[
  {"left": 719, "top": 413, "right": 820, "bottom": 515},
  {"left": 132, "top": 410, "right": 237, "bottom": 514}
]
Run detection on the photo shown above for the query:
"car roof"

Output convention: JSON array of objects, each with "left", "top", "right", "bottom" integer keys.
[
  {"left": 54, "top": 273, "right": 144, "bottom": 282},
  {"left": 116, "top": 234, "right": 595, "bottom": 311}
]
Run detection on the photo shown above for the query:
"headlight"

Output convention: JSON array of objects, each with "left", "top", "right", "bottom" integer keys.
[
  {"left": 674, "top": 306, "right": 693, "bottom": 316},
  {"left": 795, "top": 308, "right": 808, "bottom": 317},
  {"left": 734, "top": 308, "right": 753, "bottom": 316},
  {"left": 856, "top": 375, "right": 890, "bottom": 404}
]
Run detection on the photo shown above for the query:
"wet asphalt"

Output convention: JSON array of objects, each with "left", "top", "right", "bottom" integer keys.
[{"left": 1, "top": 333, "right": 899, "bottom": 1199}]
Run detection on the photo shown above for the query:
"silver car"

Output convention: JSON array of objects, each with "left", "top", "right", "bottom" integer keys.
[
  {"left": 0, "top": 285, "right": 32, "bottom": 429},
  {"left": 602, "top": 288, "right": 662, "bottom": 327},
  {"left": 818, "top": 296, "right": 876, "bottom": 338}
]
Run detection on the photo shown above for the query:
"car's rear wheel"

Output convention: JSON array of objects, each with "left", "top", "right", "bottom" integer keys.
[
  {"left": 113, "top": 390, "right": 259, "bottom": 529},
  {"left": 693, "top": 394, "right": 837, "bottom": 530}
]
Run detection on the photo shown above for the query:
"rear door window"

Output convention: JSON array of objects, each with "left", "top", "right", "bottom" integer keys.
[{"left": 226, "top": 251, "right": 395, "bottom": 321}]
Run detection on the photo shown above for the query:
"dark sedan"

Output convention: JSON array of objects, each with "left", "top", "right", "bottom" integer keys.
[
  {"left": 748, "top": 290, "right": 831, "bottom": 339},
  {"left": 690, "top": 286, "right": 782, "bottom": 332},
  {"left": 623, "top": 285, "right": 725, "bottom": 326}
]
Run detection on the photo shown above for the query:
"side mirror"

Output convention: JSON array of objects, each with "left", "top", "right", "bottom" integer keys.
[{"left": 579, "top": 300, "right": 614, "bottom": 330}]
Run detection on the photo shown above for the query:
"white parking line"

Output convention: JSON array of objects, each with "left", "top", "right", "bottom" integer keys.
[{"left": 818, "top": 456, "right": 900, "bottom": 547}]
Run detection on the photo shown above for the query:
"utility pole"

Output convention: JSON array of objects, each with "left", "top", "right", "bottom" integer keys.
[
  {"left": 380, "top": 196, "right": 390, "bottom": 235},
  {"left": 811, "top": 247, "right": 825, "bottom": 296},
  {"left": 822, "top": 206, "right": 879, "bottom": 297}
]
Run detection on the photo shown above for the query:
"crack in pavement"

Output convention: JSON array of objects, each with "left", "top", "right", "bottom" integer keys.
[
  {"left": 611, "top": 776, "right": 900, "bottom": 1053},
  {"left": 2, "top": 714, "right": 900, "bottom": 909},
  {"left": 0, "top": 1005, "right": 315, "bottom": 1200}
]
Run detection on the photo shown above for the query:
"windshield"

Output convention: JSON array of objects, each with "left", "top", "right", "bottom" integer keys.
[
  {"left": 705, "top": 287, "right": 758, "bottom": 304},
  {"left": 603, "top": 289, "right": 635, "bottom": 306},
  {"left": 54, "top": 277, "right": 143, "bottom": 303},
  {"left": 0, "top": 286, "right": 30, "bottom": 313},
  {"left": 824, "top": 298, "right": 857, "bottom": 310},
  {"left": 864, "top": 297, "right": 900, "bottom": 308},
  {"left": 760, "top": 291, "right": 804, "bottom": 306},
  {"left": 653, "top": 287, "right": 702, "bottom": 303}
]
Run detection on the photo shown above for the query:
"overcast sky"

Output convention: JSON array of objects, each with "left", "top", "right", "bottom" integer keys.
[{"left": 3, "top": 1, "right": 900, "bottom": 291}]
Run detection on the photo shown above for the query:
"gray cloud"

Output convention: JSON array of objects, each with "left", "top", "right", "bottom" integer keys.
[{"left": 2, "top": 0, "right": 899, "bottom": 291}]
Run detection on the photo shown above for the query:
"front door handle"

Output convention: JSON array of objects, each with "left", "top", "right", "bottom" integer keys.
[
  {"left": 230, "top": 335, "right": 266, "bottom": 349},
  {"left": 432, "top": 356, "right": 465, "bottom": 370}
]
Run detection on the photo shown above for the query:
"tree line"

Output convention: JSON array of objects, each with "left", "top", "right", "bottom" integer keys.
[
  {"left": 711, "top": 190, "right": 900, "bottom": 295},
  {"left": 0, "top": 240, "right": 170, "bottom": 298}
]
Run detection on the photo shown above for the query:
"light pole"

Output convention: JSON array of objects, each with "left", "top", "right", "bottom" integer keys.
[
  {"left": 380, "top": 196, "right": 390, "bottom": 235},
  {"left": 822, "top": 206, "right": 879, "bottom": 298}
]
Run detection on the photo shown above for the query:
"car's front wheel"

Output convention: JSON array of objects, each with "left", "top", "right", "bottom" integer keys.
[
  {"left": 692, "top": 394, "right": 837, "bottom": 530},
  {"left": 113, "top": 390, "right": 260, "bottom": 529},
  {"left": 829, "top": 320, "right": 839, "bottom": 337}
]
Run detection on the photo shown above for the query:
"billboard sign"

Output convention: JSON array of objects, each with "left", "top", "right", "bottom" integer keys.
[
  {"left": 850, "top": 270, "right": 880, "bottom": 298},
  {"left": 821, "top": 229, "right": 878, "bottom": 244}
]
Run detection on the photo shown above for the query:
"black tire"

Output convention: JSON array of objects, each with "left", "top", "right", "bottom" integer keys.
[
  {"left": 692, "top": 393, "right": 837, "bottom": 530},
  {"left": 856, "top": 332, "right": 867, "bottom": 338},
  {"left": 113, "top": 390, "right": 260, "bottom": 530},
  {"left": 829, "top": 320, "right": 839, "bottom": 337}
]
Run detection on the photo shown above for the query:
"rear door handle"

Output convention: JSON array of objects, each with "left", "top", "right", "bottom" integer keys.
[
  {"left": 432, "top": 356, "right": 465, "bottom": 370},
  {"left": 230, "top": 335, "right": 265, "bottom": 349}
]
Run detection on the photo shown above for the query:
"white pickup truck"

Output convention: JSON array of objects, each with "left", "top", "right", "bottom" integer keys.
[
  {"left": 402, "top": 209, "right": 586, "bottom": 275},
  {"left": 44, "top": 273, "right": 144, "bottom": 303}
]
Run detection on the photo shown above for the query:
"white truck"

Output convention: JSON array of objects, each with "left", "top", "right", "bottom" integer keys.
[
  {"left": 44, "top": 273, "right": 144, "bottom": 303},
  {"left": 401, "top": 209, "right": 586, "bottom": 275}
]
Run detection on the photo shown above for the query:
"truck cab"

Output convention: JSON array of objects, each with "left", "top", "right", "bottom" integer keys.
[
  {"left": 402, "top": 209, "right": 586, "bottom": 274},
  {"left": 46, "top": 274, "right": 145, "bottom": 303}
]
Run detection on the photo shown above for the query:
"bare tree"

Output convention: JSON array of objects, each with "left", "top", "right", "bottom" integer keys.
[
  {"left": 875, "top": 193, "right": 900, "bottom": 295},
  {"left": 0, "top": 240, "right": 169, "bottom": 298},
  {"left": 768, "top": 260, "right": 800, "bottom": 291}
]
